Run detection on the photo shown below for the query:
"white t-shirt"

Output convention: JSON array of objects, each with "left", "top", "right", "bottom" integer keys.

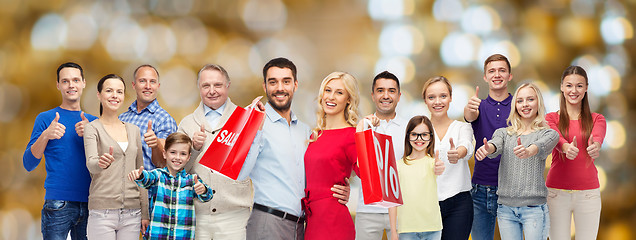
[{"left": 435, "top": 120, "right": 474, "bottom": 201}]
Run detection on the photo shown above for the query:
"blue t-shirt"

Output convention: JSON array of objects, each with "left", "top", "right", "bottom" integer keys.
[
  {"left": 470, "top": 94, "right": 512, "bottom": 186},
  {"left": 23, "top": 107, "right": 98, "bottom": 202}
]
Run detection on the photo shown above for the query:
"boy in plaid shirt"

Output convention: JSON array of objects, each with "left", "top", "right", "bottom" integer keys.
[{"left": 129, "top": 132, "right": 213, "bottom": 239}]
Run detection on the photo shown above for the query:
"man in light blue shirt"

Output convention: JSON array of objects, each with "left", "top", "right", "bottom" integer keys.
[
  {"left": 239, "top": 58, "right": 350, "bottom": 240},
  {"left": 354, "top": 71, "right": 407, "bottom": 240}
]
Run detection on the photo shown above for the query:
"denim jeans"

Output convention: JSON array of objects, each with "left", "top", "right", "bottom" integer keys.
[
  {"left": 41, "top": 200, "right": 88, "bottom": 240},
  {"left": 439, "top": 191, "right": 473, "bottom": 240},
  {"left": 470, "top": 184, "right": 498, "bottom": 240},
  {"left": 497, "top": 203, "right": 549, "bottom": 240},
  {"left": 400, "top": 231, "right": 442, "bottom": 240}
]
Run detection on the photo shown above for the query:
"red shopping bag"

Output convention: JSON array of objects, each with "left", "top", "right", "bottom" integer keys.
[
  {"left": 199, "top": 106, "right": 264, "bottom": 180},
  {"left": 354, "top": 122, "right": 403, "bottom": 207}
]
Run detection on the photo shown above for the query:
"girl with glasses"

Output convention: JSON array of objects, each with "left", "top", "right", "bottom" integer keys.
[{"left": 389, "top": 115, "right": 445, "bottom": 240}]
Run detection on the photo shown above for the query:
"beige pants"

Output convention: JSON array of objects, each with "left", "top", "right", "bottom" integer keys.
[
  {"left": 87, "top": 209, "right": 141, "bottom": 240},
  {"left": 547, "top": 188, "right": 601, "bottom": 240},
  {"left": 196, "top": 208, "right": 250, "bottom": 240},
  {"left": 354, "top": 212, "right": 390, "bottom": 240}
]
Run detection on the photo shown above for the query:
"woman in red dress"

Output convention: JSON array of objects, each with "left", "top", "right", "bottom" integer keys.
[{"left": 303, "top": 71, "right": 361, "bottom": 240}]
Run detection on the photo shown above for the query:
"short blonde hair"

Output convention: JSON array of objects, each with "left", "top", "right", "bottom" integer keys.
[
  {"left": 506, "top": 83, "right": 548, "bottom": 135},
  {"left": 311, "top": 72, "right": 360, "bottom": 141}
]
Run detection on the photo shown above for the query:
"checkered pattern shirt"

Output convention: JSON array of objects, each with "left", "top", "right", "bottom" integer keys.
[
  {"left": 136, "top": 168, "right": 213, "bottom": 240},
  {"left": 119, "top": 99, "right": 177, "bottom": 170}
]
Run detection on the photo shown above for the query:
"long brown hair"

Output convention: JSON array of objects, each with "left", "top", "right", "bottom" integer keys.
[
  {"left": 558, "top": 66, "right": 593, "bottom": 160},
  {"left": 403, "top": 115, "right": 435, "bottom": 164}
]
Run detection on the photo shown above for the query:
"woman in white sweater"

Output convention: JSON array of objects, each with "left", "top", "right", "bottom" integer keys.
[{"left": 422, "top": 76, "right": 474, "bottom": 240}]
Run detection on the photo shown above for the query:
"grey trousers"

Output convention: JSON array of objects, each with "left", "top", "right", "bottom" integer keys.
[
  {"left": 354, "top": 212, "right": 390, "bottom": 240},
  {"left": 246, "top": 208, "right": 304, "bottom": 240}
]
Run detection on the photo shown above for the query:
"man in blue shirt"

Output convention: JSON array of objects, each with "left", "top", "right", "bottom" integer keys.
[
  {"left": 119, "top": 64, "right": 177, "bottom": 170},
  {"left": 240, "top": 58, "right": 350, "bottom": 240},
  {"left": 23, "top": 62, "right": 97, "bottom": 240}
]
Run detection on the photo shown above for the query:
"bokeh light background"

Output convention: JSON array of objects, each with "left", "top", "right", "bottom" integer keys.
[{"left": 0, "top": 0, "right": 634, "bottom": 239}]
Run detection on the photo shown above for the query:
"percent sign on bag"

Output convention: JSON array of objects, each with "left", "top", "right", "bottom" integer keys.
[{"left": 355, "top": 120, "right": 402, "bottom": 207}]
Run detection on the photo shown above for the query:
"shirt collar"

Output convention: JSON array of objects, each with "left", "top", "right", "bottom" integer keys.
[
  {"left": 128, "top": 99, "right": 160, "bottom": 114},
  {"left": 158, "top": 167, "right": 188, "bottom": 178},
  {"left": 204, "top": 102, "right": 226, "bottom": 117},
  {"left": 265, "top": 102, "right": 298, "bottom": 124},
  {"left": 373, "top": 112, "right": 404, "bottom": 127},
  {"left": 485, "top": 93, "right": 512, "bottom": 106}
]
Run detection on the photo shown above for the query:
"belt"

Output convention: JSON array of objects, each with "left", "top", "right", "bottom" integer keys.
[{"left": 253, "top": 203, "right": 305, "bottom": 223}]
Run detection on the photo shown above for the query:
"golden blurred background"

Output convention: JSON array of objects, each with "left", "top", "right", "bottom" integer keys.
[{"left": 0, "top": 0, "right": 634, "bottom": 239}]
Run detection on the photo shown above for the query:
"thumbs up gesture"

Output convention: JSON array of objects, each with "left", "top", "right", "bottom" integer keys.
[
  {"left": 192, "top": 124, "right": 207, "bottom": 151},
  {"left": 513, "top": 137, "right": 533, "bottom": 159},
  {"left": 475, "top": 138, "right": 494, "bottom": 161},
  {"left": 75, "top": 112, "right": 89, "bottom": 137},
  {"left": 193, "top": 174, "right": 208, "bottom": 195},
  {"left": 447, "top": 138, "right": 459, "bottom": 164},
  {"left": 434, "top": 150, "right": 445, "bottom": 175},
  {"left": 98, "top": 146, "right": 115, "bottom": 169},
  {"left": 564, "top": 136, "right": 579, "bottom": 160},
  {"left": 44, "top": 112, "right": 66, "bottom": 140},
  {"left": 586, "top": 134, "right": 601, "bottom": 159},
  {"left": 466, "top": 86, "right": 482, "bottom": 113},
  {"left": 128, "top": 166, "right": 145, "bottom": 182},
  {"left": 143, "top": 120, "right": 158, "bottom": 148}
]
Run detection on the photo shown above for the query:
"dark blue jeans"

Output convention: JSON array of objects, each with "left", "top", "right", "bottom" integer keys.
[
  {"left": 41, "top": 200, "right": 88, "bottom": 240},
  {"left": 439, "top": 191, "right": 473, "bottom": 240},
  {"left": 470, "top": 184, "right": 498, "bottom": 240}
]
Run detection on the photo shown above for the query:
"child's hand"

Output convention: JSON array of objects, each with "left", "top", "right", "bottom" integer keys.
[
  {"left": 475, "top": 138, "right": 493, "bottom": 161},
  {"left": 434, "top": 150, "right": 445, "bottom": 175},
  {"left": 98, "top": 146, "right": 115, "bottom": 169},
  {"left": 128, "top": 166, "right": 144, "bottom": 182},
  {"left": 193, "top": 174, "right": 207, "bottom": 195},
  {"left": 390, "top": 229, "right": 399, "bottom": 240},
  {"left": 447, "top": 138, "right": 459, "bottom": 164}
]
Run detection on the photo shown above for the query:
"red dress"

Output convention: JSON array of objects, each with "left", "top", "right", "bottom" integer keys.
[{"left": 303, "top": 127, "right": 359, "bottom": 240}]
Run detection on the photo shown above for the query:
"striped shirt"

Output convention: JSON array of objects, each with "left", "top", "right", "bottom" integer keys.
[
  {"left": 119, "top": 99, "right": 177, "bottom": 170},
  {"left": 136, "top": 167, "right": 213, "bottom": 240}
]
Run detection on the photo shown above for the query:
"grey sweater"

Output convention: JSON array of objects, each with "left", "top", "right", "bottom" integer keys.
[{"left": 488, "top": 128, "right": 558, "bottom": 207}]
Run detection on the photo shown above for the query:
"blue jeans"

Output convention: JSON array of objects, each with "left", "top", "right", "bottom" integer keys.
[
  {"left": 400, "top": 231, "right": 442, "bottom": 240},
  {"left": 41, "top": 200, "right": 88, "bottom": 240},
  {"left": 470, "top": 184, "right": 498, "bottom": 240},
  {"left": 497, "top": 203, "right": 549, "bottom": 240},
  {"left": 439, "top": 191, "right": 473, "bottom": 240}
]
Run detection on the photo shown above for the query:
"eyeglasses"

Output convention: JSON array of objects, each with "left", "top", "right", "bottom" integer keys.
[{"left": 409, "top": 132, "right": 432, "bottom": 141}]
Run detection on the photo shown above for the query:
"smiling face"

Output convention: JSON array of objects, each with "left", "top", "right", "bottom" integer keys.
[
  {"left": 409, "top": 123, "right": 432, "bottom": 153},
  {"left": 372, "top": 78, "right": 401, "bottom": 117},
  {"left": 132, "top": 66, "right": 159, "bottom": 106},
  {"left": 423, "top": 81, "right": 452, "bottom": 117},
  {"left": 264, "top": 67, "right": 297, "bottom": 113},
  {"left": 321, "top": 78, "right": 350, "bottom": 117},
  {"left": 483, "top": 60, "right": 513, "bottom": 91},
  {"left": 97, "top": 78, "right": 125, "bottom": 113},
  {"left": 515, "top": 86, "right": 539, "bottom": 120},
  {"left": 199, "top": 69, "right": 229, "bottom": 110},
  {"left": 560, "top": 74, "right": 588, "bottom": 106},
  {"left": 163, "top": 142, "right": 191, "bottom": 175},
  {"left": 57, "top": 67, "right": 86, "bottom": 103}
]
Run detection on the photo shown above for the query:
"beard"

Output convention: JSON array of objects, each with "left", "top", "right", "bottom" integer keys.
[{"left": 267, "top": 91, "right": 293, "bottom": 112}]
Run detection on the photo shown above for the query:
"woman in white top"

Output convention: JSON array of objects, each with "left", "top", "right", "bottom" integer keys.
[{"left": 422, "top": 76, "right": 474, "bottom": 240}]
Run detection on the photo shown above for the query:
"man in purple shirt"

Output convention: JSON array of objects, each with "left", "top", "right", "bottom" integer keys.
[{"left": 464, "top": 54, "right": 513, "bottom": 240}]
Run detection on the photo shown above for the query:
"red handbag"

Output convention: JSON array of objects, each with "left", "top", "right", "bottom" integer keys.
[
  {"left": 354, "top": 121, "right": 403, "bottom": 207},
  {"left": 199, "top": 106, "right": 264, "bottom": 180}
]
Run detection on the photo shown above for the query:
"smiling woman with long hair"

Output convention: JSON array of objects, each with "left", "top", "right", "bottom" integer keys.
[
  {"left": 302, "top": 72, "right": 360, "bottom": 240},
  {"left": 545, "top": 66, "right": 606, "bottom": 240}
]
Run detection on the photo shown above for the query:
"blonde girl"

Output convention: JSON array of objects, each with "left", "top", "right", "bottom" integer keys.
[{"left": 475, "top": 83, "right": 558, "bottom": 240}]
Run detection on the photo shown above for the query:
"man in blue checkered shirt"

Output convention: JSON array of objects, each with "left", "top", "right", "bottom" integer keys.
[
  {"left": 119, "top": 64, "right": 177, "bottom": 170},
  {"left": 119, "top": 64, "right": 178, "bottom": 233}
]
